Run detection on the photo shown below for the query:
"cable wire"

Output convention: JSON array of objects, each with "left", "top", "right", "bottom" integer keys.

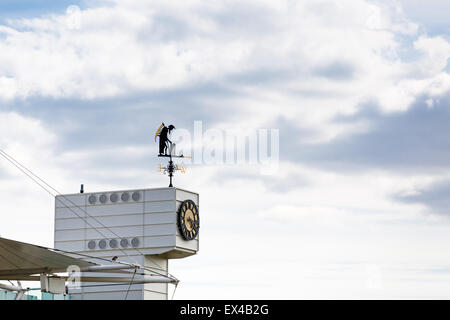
[
  {"left": 124, "top": 268, "right": 137, "bottom": 300},
  {"left": 0, "top": 149, "right": 141, "bottom": 262},
  {"left": 0, "top": 149, "right": 177, "bottom": 282},
  {"left": 171, "top": 282, "right": 179, "bottom": 300}
]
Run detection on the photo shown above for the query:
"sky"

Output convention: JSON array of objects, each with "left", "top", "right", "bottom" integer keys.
[{"left": 1, "top": 0, "right": 450, "bottom": 299}]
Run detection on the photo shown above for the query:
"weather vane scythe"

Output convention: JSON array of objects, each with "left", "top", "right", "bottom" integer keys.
[{"left": 155, "top": 123, "right": 190, "bottom": 188}]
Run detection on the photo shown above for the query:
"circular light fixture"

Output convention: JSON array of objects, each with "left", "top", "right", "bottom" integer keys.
[
  {"left": 109, "top": 239, "right": 118, "bottom": 248},
  {"left": 88, "top": 240, "right": 96, "bottom": 250},
  {"left": 131, "top": 238, "right": 139, "bottom": 247},
  {"left": 120, "top": 238, "right": 129, "bottom": 248},
  {"left": 132, "top": 192, "right": 140, "bottom": 202},
  {"left": 99, "top": 194, "right": 107, "bottom": 204},
  {"left": 99, "top": 239, "right": 107, "bottom": 249},
  {"left": 88, "top": 195, "right": 97, "bottom": 204},
  {"left": 110, "top": 193, "right": 118, "bottom": 202},
  {"left": 121, "top": 192, "right": 130, "bottom": 202}
]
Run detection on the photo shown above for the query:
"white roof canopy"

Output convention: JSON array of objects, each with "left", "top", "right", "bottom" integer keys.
[
  {"left": 0, "top": 237, "right": 177, "bottom": 286},
  {"left": 0, "top": 237, "right": 96, "bottom": 278}
]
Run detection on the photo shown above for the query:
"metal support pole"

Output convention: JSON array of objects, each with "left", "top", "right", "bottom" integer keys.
[
  {"left": 168, "top": 154, "right": 174, "bottom": 187},
  {"left": 80, "top": 264, "right": 137, "bottom": 272},
  {"left": 0, "top": 282, "right": 23, "bottom": 292}
]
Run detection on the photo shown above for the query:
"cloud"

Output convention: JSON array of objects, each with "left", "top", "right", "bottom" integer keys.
[
  {"left": 0, "top": 111, "right": 56, "bottom": 160},
  {"left": 278, "top": 92, "right": 450, "bottom": 175},
  {"left": 0, "top": 111, "right": 60, "bottom": 244},
  {"left": 314, "top": 61, "right": 356, "bottom": 81},
  {"left": 395, "top": 0, "right": 450, "bottom": 36},
  {"left": 395, "top": 179, "right": 450, "bottom": 215},
  {"left": 0, "top": 0, "right": 447, "bottom": 134}
]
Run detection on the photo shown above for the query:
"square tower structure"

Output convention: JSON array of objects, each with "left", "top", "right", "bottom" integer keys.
[{"left": 54, "top": 187, "right": 199, "bottom": 300}]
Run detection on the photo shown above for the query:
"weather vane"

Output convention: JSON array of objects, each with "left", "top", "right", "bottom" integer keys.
[{"left": 155, "top": 123, "right": 190, "bottom": 187}]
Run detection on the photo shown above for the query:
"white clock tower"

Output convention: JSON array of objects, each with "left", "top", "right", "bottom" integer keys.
[{"left": 54, "top": 187, "right": 199, "bottom": 300}]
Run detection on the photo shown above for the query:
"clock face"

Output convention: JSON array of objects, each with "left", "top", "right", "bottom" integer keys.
[{"left": 178, "top": 200, "right": 199, "bottom": 240}]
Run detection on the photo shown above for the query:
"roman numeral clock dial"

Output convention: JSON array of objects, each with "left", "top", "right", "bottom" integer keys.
[{"left": 178, "top": 200, "right": 200, "bottom": 240}]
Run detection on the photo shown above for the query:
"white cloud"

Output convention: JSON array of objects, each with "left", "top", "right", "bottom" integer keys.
[
  {"left": 169, "top": 163, "right": 450, "bottom": 299},
  {"left": 0, "top": 0, "right": 448, "bottom": 137},
  {"left": 0, "top": 112, "right": 58, "bottom": 244}
]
